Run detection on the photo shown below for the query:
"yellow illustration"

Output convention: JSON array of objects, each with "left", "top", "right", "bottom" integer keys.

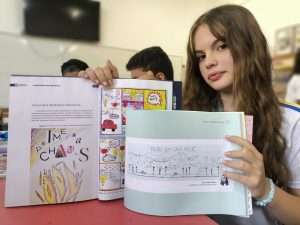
[
  {"left": 110, "top": 147, "right": 118, "bottom": 157},
  {"left": 100, "top": 175, "right": 108, "bottom": 187},
  {"left": 41, "top": 173, "right": 57, "bottom": 204},
  {"left": 51, "top": 166, "right": 66, "bottom": 202},
  {"left": 144, "top": 90, "right": 167, "bottom": 110},
  {"left": 35, "top": 161, "right": 83, "bottom": 204}
]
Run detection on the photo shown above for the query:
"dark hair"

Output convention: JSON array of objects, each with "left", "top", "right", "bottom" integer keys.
[
  {"left": 292, "top": 49, "right": 300, "bottom": 75},
  {"left": 184, "top": 4, "right": 289, "bottom": 188},
  {"left": 61, "top": 58, "right": 89, "bottom": 76},
  {"left": 126, "top": 46, "right": 174, "bottom": 81}
]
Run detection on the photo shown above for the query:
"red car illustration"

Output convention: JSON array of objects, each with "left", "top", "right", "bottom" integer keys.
[{"left": 101, "top": 119, "right": 117, "bottom": 131}]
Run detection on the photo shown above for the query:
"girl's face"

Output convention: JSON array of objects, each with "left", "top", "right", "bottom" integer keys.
[{"left": 194, "top": 24, "right": 234, "bottom": 94}]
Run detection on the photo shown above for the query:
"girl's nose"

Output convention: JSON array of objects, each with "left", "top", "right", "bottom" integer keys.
[{"left": 205, "top": 53, "right": 217, "bottom": 69}]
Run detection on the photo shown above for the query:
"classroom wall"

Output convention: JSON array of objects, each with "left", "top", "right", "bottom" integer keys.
[
  {"left": 0, "top": 33, "right": 184, "bottom": 107},
  {"left": 1, "top": 0, "right": 300, "bottom": 58},
  {"left": 1, "top": 0, "right": 210, "bottom": 107},
  {"left": 220, "top": 0, "right": 300, "bottom": 54},
  {"left": 1, "top": 0, "right": 300, "bottom": 107}
]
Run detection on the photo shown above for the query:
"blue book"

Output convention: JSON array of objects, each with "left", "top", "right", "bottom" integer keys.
[
  {"left": 124, "top": 110, "right": 252, "bottom": 217},
  {"left": 0, "top": 131, "right": 8, "bottom": 177}
]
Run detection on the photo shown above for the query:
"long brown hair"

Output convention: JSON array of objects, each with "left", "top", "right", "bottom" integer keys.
[{"left": 183, "top": 4, "right": 289, "bottom": 187}]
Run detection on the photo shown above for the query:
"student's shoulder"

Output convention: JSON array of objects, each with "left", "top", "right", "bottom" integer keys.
[
  {"left": 291, "top": 74, "right": 300, "bottom": 82},
  {"left": 280, "top": 101, "right": 300, "bottom": 142},
  {"left": 281, "top": 101, "right": 300, "bottom": 114},
  {"left": 288, "top": 75, "right": 300, "bottom": 86}
]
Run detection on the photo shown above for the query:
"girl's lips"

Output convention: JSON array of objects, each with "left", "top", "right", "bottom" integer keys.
[{"left": 208, "top": 72, "right": 223, "bottom": 81}]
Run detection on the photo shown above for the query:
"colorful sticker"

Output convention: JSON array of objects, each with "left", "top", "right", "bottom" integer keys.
[{"left": 144, "top": 90, "right": 167, "bottom": 110}]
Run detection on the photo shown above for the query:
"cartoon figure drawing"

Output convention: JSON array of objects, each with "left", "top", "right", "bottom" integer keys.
[{"left": 220, "top": 175, "right": 229, "bottom": 186}]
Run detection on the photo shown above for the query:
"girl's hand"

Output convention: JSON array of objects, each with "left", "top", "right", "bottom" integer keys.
[{"left": 223, "top": 135, "right": 269, "bottom": 199}]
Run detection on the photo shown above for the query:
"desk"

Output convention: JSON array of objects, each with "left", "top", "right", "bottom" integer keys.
[{"left": 0, "top": 179, "right": 217, "bottom": 225}]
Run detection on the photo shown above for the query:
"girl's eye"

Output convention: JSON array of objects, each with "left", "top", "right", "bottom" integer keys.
[
  {"left": 196, "top": 54, "right": 205, "bottom": 62},
  {"left": 217, "top": 43, "right": 227, "bottom": 51}
]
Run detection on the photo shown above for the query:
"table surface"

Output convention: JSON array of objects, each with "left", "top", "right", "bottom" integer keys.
[{"left": 0, "top": 179, "right": 218, "bottom": 225}]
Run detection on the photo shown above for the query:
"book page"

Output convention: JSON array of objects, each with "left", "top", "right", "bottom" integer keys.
[
  {"left": 124, "top": 110, "right": 252, "bottom": 217},
  {"left": 98, "top": 79, "right": 173, "bottom": 200},
  {"left": 5, "top": 76, "right": 99, "bottom": 207}
]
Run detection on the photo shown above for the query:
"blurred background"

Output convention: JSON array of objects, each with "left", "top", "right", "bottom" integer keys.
[{"left": 0, "top": 0, "right": 299, "bottom": 109}]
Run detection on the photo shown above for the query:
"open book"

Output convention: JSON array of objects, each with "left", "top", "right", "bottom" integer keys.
[
  {"left": 124, "top": 110, "right": 253, "bottom": 217},
  {"left": 5, "top": 75, "right": 175, "bottom": 206},
  {"left": 5, "top": 75, "right": 252, "bottom": 217}
]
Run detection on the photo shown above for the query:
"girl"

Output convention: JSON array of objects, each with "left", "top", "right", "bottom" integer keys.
[{"left": 183, "top": 4, "right": 300, "bottom": 225}]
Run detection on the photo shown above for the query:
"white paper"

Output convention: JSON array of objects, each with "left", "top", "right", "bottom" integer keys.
[{"left": 5, "top": 76, "right": 99, "bottom": 206}]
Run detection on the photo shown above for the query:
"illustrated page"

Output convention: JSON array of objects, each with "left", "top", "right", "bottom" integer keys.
[
  {"left": 98, "top": 79, "right": 173, "bottom": 200},
  {"left": 5, "top": 76, "right": 99, "bottom": 206}
]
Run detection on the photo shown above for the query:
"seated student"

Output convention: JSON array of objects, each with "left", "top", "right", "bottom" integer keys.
[
  {"left": 285, "top": 49, "right": 300, "bottom": 104},
  {"left": 61, "top": 58, "right": 89, "bottom": 77},
  {"left": 183, "top": 4, "right": 300, "bottom": 225},
  {"left": 79, "top": 46, "right": 174, "bottom": 85}
]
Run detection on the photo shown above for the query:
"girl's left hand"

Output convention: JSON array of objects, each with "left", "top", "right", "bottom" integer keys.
[{"left": 223, "top": 135, "right": 269, "bottom": 199}]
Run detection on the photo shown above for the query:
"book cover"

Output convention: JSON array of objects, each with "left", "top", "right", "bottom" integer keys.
[{"left": 124, "top": 110, "right": 252, "bottom": 217}]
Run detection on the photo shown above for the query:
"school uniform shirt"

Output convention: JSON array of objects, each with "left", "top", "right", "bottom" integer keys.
[
  {"left": 209, "top": 104, "right": 300, "bottom": 225},
  {"left": 285, "top": 75, "right": 300, "bottom": 103}
]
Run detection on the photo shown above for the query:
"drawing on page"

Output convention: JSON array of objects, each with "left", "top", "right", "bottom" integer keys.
[
  {"left": 99, "top": 163, "right": 121, "bottom": 191},
  {"left": 101, "top": 89, "right": 122, "bottom": 134},
  {"left": 127, "top": 143, "right": 226, "bottom": 181},
  {"left": 30, "top": 128, "right": 90, "bottom": 204},
  {"left": 33, "top": 161, "right": 83, "bottom": 204},
  {"left": 99, "top": 138, "right": 125, "bottom": 163},
  {"left": 144, "top": 90, "right": 167, "bottom": 110}
]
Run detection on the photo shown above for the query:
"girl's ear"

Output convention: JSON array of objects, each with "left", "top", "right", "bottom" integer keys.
[{"left": 155, "top": 72, "right": 166, "bottom": 80}]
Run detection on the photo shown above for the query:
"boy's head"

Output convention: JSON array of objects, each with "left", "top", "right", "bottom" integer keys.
[
  {"left": 126, "top": 46, "right": 174, "bottom": 81},
  {"left": 61, "top": 59, "right": 89, "bottom": 77}
]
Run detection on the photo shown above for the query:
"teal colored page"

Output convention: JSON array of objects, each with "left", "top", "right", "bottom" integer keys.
[{"left": 124, "top": 110, "right": 251, "bottom": 217}]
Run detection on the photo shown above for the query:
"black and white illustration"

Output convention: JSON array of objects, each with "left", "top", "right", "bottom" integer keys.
[{"left": 125, "top": 138, "right": 233, "bottom": 193}]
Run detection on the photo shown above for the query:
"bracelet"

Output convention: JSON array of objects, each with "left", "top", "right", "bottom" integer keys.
[{"left": 255, "top": 178, "right": 275, "bottom": 207}]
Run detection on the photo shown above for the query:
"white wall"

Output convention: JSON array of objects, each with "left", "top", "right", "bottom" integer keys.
[
  {"left": 0, "top": 0, "right": 214, "bottom": 58},
  {"left": 220, "top": 0, "right": 300, "bottom": 53},
  {"left": 0, "top": 33, "right": 185, "bottom": 107},
  {"left": 0, "top": 0, "right": 23, "bottom": 34},
  {"left": 0, "top": 0, "right": 216, "bottom": 107},
  {"left": 1, "top": 0, "right": 300, "bottom": 107},
  {"left": 98, "top": 0, "right": 214, "bottom": 56},
  {"left": 2, "top": 0, "right": 300, "bottom": 57}
]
